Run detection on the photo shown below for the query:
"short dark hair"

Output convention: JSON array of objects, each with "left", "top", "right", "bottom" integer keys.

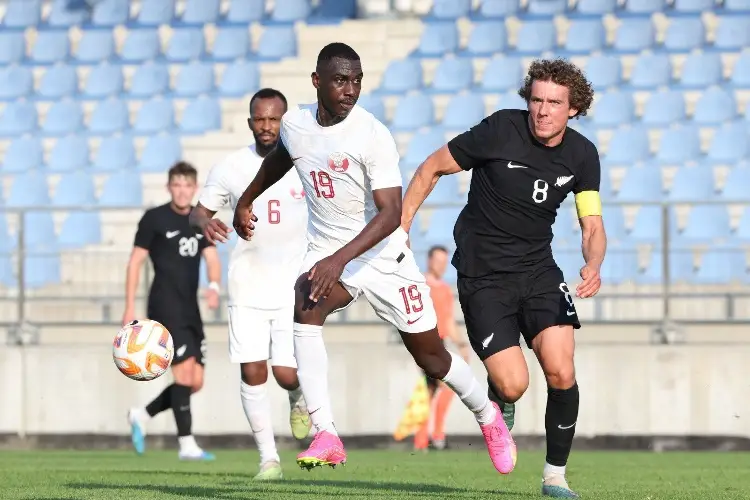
[
  {"left": 249, "top": 88, "right": 288, "bottom": 115},
  {"left": 317, "top": 42, "right": 360, "bottom": 67},
  {"left": 428, "top": 245, "right": 448, "bottom": 258},
  {"left": 168, "top": 161, "right": 197, "bottom": 182},
  {"left": 518, "top": 58, "right": 594, "bottom": 118}
]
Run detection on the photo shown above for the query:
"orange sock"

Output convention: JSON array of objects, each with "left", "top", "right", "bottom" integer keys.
[
  {"left": 414, "top": 418, "right": 430, "bottom": 449},
  {"left": 431, "top": 387, "right": 455, "bottom": 442}
]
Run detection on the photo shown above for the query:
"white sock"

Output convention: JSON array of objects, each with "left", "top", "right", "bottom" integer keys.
[
  {"left": 293, "top": 322, "right": 337, "bottom": 436},
  {"left": 288, "top": 386, "right": 306, "bottom": 409},
  {"left": 131, "top": 407, "right": 150, "bottom": 425},
  {"left": 441, "top": 351, "right": 496, "bottom": 426},
  {"left": 240, "top": 381, "right": 280, "bottom": 465},
  {"left": 544, "top": 462, "right": 566, "bottom": 479},
  {"left": 178, "top": 435, "right": 199, "bottom": 454}
]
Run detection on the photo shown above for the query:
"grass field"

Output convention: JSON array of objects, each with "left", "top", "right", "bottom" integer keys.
[{"left": 1, "top": 449, "right": 749, "bottom": 499}]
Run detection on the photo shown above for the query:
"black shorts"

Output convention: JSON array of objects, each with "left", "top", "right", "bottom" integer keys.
[
  {"left": 151, "top": 316, "right": 206, "bottom": 366},
  {"left": 457, "top": 264, "right": 580, "bottom": 360}
]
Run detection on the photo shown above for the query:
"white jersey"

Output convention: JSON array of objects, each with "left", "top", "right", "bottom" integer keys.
[
  {"left": 198, "top": 144, "right": 308, "bottom": 309},
  {"left": 280, "top": 103, "right": 408, "bottom": 273}
]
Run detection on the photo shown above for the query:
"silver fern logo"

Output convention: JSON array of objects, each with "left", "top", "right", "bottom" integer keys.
[{"left": 555, "top": 175, "right": 574, "bottom": 187}]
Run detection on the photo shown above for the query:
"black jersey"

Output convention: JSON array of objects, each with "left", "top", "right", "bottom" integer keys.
[
  {"left": 134, "top": 203, "right": 212, "bottom": 322},
  {"left": 446, "top": 109, "right": 601, "bottom": 277}
]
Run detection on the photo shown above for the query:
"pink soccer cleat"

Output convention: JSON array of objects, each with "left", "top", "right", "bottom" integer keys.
[
  {"left": 296, "top": 430, "right": 347, "bottom": 470},
  {"left": 480, "top": 402, "right": 517, "bottom": 474}
]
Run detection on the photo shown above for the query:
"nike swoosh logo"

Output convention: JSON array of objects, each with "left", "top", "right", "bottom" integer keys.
[
  {"left": 406, "top": 317, "right": 422, "bottom": 325},
  {"left": 291, "top": 156, "right": 302, "bottom": 162},
  {"left": 166, "top": 230, "right": 180, "bottom": 239},
  {"left": 566, "top": 310, "right": 576, "bottom": 316},
  {"left": 558, "top": 422, "right": 576, "bottom": 430},
  {"left": 507, "top": 162, "right": 527, "bottom": 169}
]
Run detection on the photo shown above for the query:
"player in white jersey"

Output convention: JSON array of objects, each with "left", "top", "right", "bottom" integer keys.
[
  {"left": 232, "top": 44, "right": 517, "bottom": 475},
  {"left": 189, "top": 89, "right": 312, "bottom": 481}
]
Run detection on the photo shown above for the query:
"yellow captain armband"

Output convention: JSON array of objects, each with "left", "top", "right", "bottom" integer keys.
[{"left": 575, "top": 190, "right": 602, "bottom": 218}]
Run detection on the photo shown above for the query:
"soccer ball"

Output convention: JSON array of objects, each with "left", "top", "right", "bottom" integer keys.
[{"left": 112, "top": 319, "right": 174, "bottom": 381}]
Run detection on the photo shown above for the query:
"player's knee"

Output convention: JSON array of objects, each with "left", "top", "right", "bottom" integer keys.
[
  {"left": 415, "top": 349, "right": 452, "bottom": 381},
  {"left": 488, "top": 370, "right": 528, "bottom": 403},
  {"left": 241, "top": 361, "right": 269, "bottom": 385},
  {"left": 543, "top": 365, "right": 576, "bottom": 390},
  {"left": 271, "top": 366, "right": 299, "bottom": 391}
]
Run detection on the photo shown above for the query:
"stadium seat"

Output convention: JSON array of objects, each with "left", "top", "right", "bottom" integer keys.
[
  {"left": 668, "top": 250, "right": 696, "bottom": 283},
  {"left": 0, "top": 101, "right": 37, "bottom": 136},
  {"left": 133, "top": 98, "right": 174, "bottom": 135},
  {"left": 429, "top": 0, "right": 471, "bottom": 20},
  {"left": 628, "top": 53, "right": 671, "bottom": 89},
  {"left": 568, "top": 120, "right": 598, "bottom": 145},
  {"left": 563, "top": 19, "right": 606, "bottom": 54},
  {"left": 479, "top": 56, "right": 523, "bottom": 92},
  {"left": 612, "top": 19, "right": 655, "bottom": 53},
  {"left": 552, "top": 207, "right": 576, "bottom": 241},
  {"left": 463, "top": 22, "right": 507, "bottom": 57},
  {"left": 629, "top": 206, "right": 663, "bottom": 244},
  {"left": 52, "top": 171, "right": 97, "bottom": 207},
  {"left": 0, "top": 66, "right": 33, "bottom": 101},
  {"left": 2, "top": 0, "right": 41, "bottom": 29},
  {"left": 174, "top": 62, "right": 214, "bottom": 97},
  {"left": 642, "top": 90, "right": 686, "bottom": 127},
  {"left": 572, "top": 0, "right": 617, "bottom": 16},
  {"left": 496, "top": 91, "right": 527, "bottom": 111},
  {"left": 75, "top": 30, "right": 115, "bottom": 64},
  {"left": 602, "top": 205, "right": 627, "bottom": 241},
  {"left": 94, "top": 135, "right": 136, "bottom": 171},
  {"left": 390, "top": 94, "right": 435, "bottom": 132},
  {"left": 4, "top": 137, "right": 43, "bottom": 173},
  {"left": 707, "top": 122, "right": 748, "bottom": 163},
  {"left": 679, "top": 53, "right": 723, "bottom": 89},
  {"left": 46, "top": 0, "right": 88, "bottom": 28},
  {"left": 256, "top": 27, "right": 297, "bottom": 61},
  {"left": 88, "top": 99, "right": 130, "bottom": 135},
  {"left": 165, "top": 29, "right": 205, "bottom": 62},
  {"left": 421, "top": 207, "right": 462, "bottom": 249},
  {"left": 21, "top": 212, "right": 55, "bottom": 247},
  {"left": 377, "top": 60, "right": 423, "bottom": 95},
  {"left": 24, "top": 244, "right": 62, "bottom": 288},
  {"left": 357, "top": 94, "right": 386, "bottom": 123},
  {"left": 592, "top": 91, "right": 634, "bottom": 127},
  {"left": 514, "top": 20, "right": 556, "bottom": 54},
  {"left": 98, "top": 171, "right": 143, "bottom": 207},
  {"left": 694, "top": 249, "right": 745, "bottom": 285},
  {"left": 48, "top": 136, "right": 89, "bottom": 172},
  {"left": 180, "top": 0, "right": 220, "bottom": 25},
  {"left": 475, "top": 0, "right": 521, "bottom": 18},
  {"left": 668, "top": 166, "right": 716, "bottom": 201},
  {"left": 211, "top": 27, "right": 251, "bottom": 61},
  {"left": 634, "top": 250, "right": 663, "bottom": 284},
  {"left": 622, "top": 0, "right": 667, "bottom": 15},
  {"left": 309, "top": 0, "right": 357, "bottom": 22},
  {"left": 83, "top": 64, "right": 124, "bottom": 99},
  {"left": 269, "top": 0, "right": 311, "bottom": 24},
  {"left": 713, "top": 16, "right": 750, "bottom": 51},
  {"left": 603, "top": 127, "right": 649, "bottom": 164},
  {"left": 724, "top": 0, "right": 750, "bottom": 11},
  {"left": 426, "top": 175, "right": 463, "bottom": 204},
  {"left": 616, "top": 165, "right": 663, "bottom": 201},
  {"left": 730, "top": 52, "right": 750, "bottom": 88},
  {"left": 402, "top": 129, "right": 446, "bottom": 167},
  {"left": 134, "top": 0, "right": 174, "bottom": 26},
  {"left": 662, "top": 18, "right": 705, "bottom": 52},
  {"left": 600, "top": 250, "right": 640, "bottom": 285},
  {"left": 179, "top": 96, "right": 221, "bottom": 134},
  {"left": 138, "top": 134, "right": 181, "bottom": 172},
  {"left": 735, "top": 207, "right": 750, "bottom": 242},
  {"left": 0, "top": 32, "right": 25, "bottom": 65},
  {"left": 129, "top": 62, "right": 169, "bottom": 98},
  {"left": 656, "top": 125, "right": 701, "bottom": 164},
  {"left": 720, "top": 165, "right": 750, "bottom": 200},
  {"left": 221, "top": 0, "right": 264, "bottom": 24},
  {"left": 120, "top": 29, "right": 160, "bottom": 63},
  {"left": 42, "top": 100, "right": 83, "bottom": 136},
  {"left": 58, "top": 212, "right": 102, "bottom": 249},
  {"left": 585, "top": 55, "right": 622, "bottom": 90},
  {"left": 429, "top": 58, "right": 473, "bottom": 93},
  {"left": 38, "top": 65, "right": 77, "bottom": 100},
  {"left": 218, "top": 60, "right": 260, "bottom": 97},
  {"left": 91, "top": 0, "right": 129, "bottom": 27},
  {"left": 31, "top": 31, "right": 70, "bottom": 65},
  {"left": 412, "top": 23, "right": 459, "bottom": 57},
  {"left": 678, "top": 205, "right": 731, "bottom": 244},
  {"left": 525, "top": 0, "right": 567, "bottom": 17},
  {"left": 7, "top": 171, "right": 50, "bottom": 207},
  {"left": 672, "top": 0, "right": 715, "bottom": 15},
  {"left": 692, "top": 87, "right": 736, "bottom": 125},
  {"left": 442, "top": 93, "right": 485, "bottom": 131}
]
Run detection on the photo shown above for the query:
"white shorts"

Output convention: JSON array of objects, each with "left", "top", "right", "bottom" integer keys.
[
  {"left": 227, "top": 306, "right": 296, "bottom": 367},
  {"left": 300, "top": 249, "right": 438, "bottom": 334}
]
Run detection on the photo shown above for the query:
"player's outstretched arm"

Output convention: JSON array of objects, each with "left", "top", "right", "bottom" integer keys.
[
  {"left": 190, "top": 204, "right": 231, "bottom": 244},
  {"left": 577, "top": 214, "right": 606, "bottom": 299},
  {"left": 401, "top": 145, "right": 462, "bottom": 234},
  {"left": 123, "top": 247, "right": 148, "bottom": 325}
]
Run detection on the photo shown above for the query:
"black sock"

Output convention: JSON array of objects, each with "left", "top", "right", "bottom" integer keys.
[
  {"left": 545, "top": 382, "right": 579, "bottom": 467},
  {"left": 487, "top": 376, "right": 506, "bottom": 411},
  {"left": 145, "top": 384, "right": 173, "bottom": 417},
  {"left": 170, "top": 384, "right": 193, "bottom": 437}
]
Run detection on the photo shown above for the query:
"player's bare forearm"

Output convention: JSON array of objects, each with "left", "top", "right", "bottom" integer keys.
[
  {"left": 401, "top": 145, "right": 462, "bottom": 233},
  {"left": 237, "top": 143, "right": 294, "bottom": 209},
  {"left": 124, "top": 247, "right": 148, "bottom": 311},
  {"left": 203, "top": 247, "right": 221, "bottom": 283},
  {"left": 580, "top": 216, "right": 607, "bottom": 270},
  {"left": 189, "top": 204, "right": 216, "bottom": 231}
]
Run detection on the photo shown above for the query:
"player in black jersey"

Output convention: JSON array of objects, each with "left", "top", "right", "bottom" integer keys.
[
  {"left": 122, "top": 162, "right": 222, "bottom": 461},
  {"left": 401, "top": 59, "right": 606, "bottom": 498}
]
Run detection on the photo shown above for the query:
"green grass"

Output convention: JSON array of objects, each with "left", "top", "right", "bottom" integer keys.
[{"left": 0, "top": 449, "right": 749, "bottom": 499}]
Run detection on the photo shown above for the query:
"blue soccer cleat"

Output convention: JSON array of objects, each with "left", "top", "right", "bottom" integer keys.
[
  {"left": 127, "top": 409, "right": 146, "bottom": 455},
  {"left": 179, "top": 450, "right": 216, "bottom": 461},
  {"left": 542, "top": 476, "right": 580, "bottom": 498}
]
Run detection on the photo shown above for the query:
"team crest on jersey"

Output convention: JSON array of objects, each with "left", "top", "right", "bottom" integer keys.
[
  {"left": 328, "top": 152, "right": 349, "bottom": 173},
  {"left": 290, "top": 187, "right": 305, "bottom": 200}
]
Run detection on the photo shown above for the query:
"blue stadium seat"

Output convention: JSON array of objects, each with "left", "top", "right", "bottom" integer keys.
[
  {"left": 612, "top": 19, "right": 655, "bottom": 53},
  {"left": 412, "top": 23, "right": 459, "bottom": 57},
  {"left": 58, "top": 211, "right": 102, "bottom": 249},
  {"left": 309, "top": 0, "right": 357, "bottom": 22},
  {"left": 94, "top": 135, "right": 136, "bottom": 171},
  {"left": 496, "top": 91, "right": 527, "bottom": 111},
  {"left": 603, "top": 127, "right": 649, "bottom": 164},
  {"left": 89, "top": 98, "right": 130, "bottom": 135},
  {"left": 38, "top": 65, "right": 77, "bottom": 100},
  {"left": 713, "top": 16, "right": 750, "bottom": 51},
  {"left": 668, "top": 250, "right": 696, "bottom": 283},
  {"left": 694, "top": 250, "right": 745, "bottom": 285},
  {"left": 357, "top": 94, "right": 386, "bottom": 123},
  {"left": 623, "top": 0, "right": 667, "bottom": 16},
  {"left": 133, "top": 98, "right": 174, "bottom": 135},
  {"left": 463, "top": 22, "right": 507, "bottom": 57},
  {"left": 442, "top": 93, "right": 485, "bottom": 131},
  {"left": 218, "top": 60, "right": 260, "bottom": 97},
  {"left": 426, "top": 175, "right": 463, "bottom": 204},
  {"left": 134, "top": 0, "right": 174, "bottom": 26},
  {"left": 180, "top": 0, "right": 220, "bottom": 25},
  {"left": 421, "top": 207, "right": 462, "bottom": 249},
  {"left": 269, "top": 0, "right": 311, "bottom": 23},
  {"left": 600, "top": 250, "right": 639, "bottom": 285},
  {"left": 48, "top": 136, "right": 89, "bottom": 172},
  {"left": 678, "top": 206, "right": 731, "bottom": 244},
  {"left": 174, "top": 62, "right": 214, "bottom": 97},
  {"left": 31, "top": 31, "right": 70, "bottom": 65},
  {"left": 572, "top": 0, "right": 617, "bottom": 16},
  {"left": 721, "top": 165, "right": 750, "bottom": 200},
  {"left": 211, "top": 27, "right": 251, "bottom": 61},
  {"left": 602, "top": 205, "right": 627, "bottom": 241},
  {"left": 46, "top": 0, "right": 88, "bottom": 28},
  {"left": 98, "top": 171, "right": 143, "bottom": 207},
  {"left": 129, "top": 62, "right": 169, "bottom": 98},
  {"left": 585, "top": 55, "right": 622, "bottom": 90},
  {"left": 120, "top": 29, "right": 160, "bottom": 63},
  {"left": 256, "top": 26, "right": 297, "bottom": 61},
  {"left": 429, "top": 58, "right": 473, "bottom": 93},
  {"left": 179, "top": 96, "right": 221, "bottom": 134},
  {"left": 138, "top": 134, "right": 181, "bottom": 172},
  {"left": 377, "top": 59, "right": 423, "bottom": 94},
  {"left": 0, "top": 66, "right": 33, "bottom": 101},
  {"left": 693, "top": 87, "right": 736, "bottom": 125},
  {"left": 656, "top": 125, "right": 700, "bottom": 163},
  {"left": 616, "top": 165, "right": 663, "bottom": 201},
  {"left": 75, "top": 30, "right": 115, "bottom": 64},
  {"left": 52, "top": 171, "right": 97, "bottom": 206},
  {"left": 221, "top": 0, "right": 264, "bottom": 24},
  {"left": 390, "top": 94, "right": 435, "bottom": 132},
  {"left": 7, "top": 171, "right": 50, "bottom": 207},
  {"left": 514, "top": 20, "right": 556, "bottom": 54},
  {"left": 91, "top": 0, "right": 129, "bottom": 27},
  {"left": 634, "top": 251, "right": 662, "bottom": 285},
  {"left": 0, "top": 32, "right": 25, "bottom": 65},
  {"left": 4, "top": 137, "right": 43, "bottom": 173},
  {"left": 662, "top": 18, "right": 704, "bottom": 52},
  {"left": 629, "top": 206, "right": 662, "bottom": 243},
  {"left": 628, "top": 53, "right": 671, "bottom": 89},
  {"left": 525, "top": 0, "right": 567, "bottom": 17},
  {"left": 707, "top": 122, "right": 748, "bottom": 163},
  {"left": 723, "top": 0, "right": 750, "bottom": 11},
  {"left": 668, "top": 166, "right": 716, "bottom": 201},
  {"left": 83, "top": 64, "right": 124, "bottom": 99},
  {"left": 2, "top": 0, "right": 41, "bottom": 29},
  {"left": 679, "top": 53, "right": 722, "bottom": 89},
  {"left": 568, "top": 120, "right": 598, "bottom": 145},
  {"left": 24, "top": 244, "right": 62, "bottom": 288},
  {"left": 735, "top": 206, "right": 750, "bottom": 242},
  {"left": 592, "top": 91, "right": 634, "bottom": 127},
  {"left": 563, "top": 19, "right": 605, "bottom": 54},
  {"left": 479, "top": 56, "right": 522, "bottom": 92},
  {"left": 672, "top": 0, "right": 715, "bottom": 15},
  {"left": 429, "top": 0, "right": 471, "bottom": 20},
  {"left": 0, "top": 101, "right": 37, "bottom": 136},
  {"left": 21, "top": 213, "right": 55, "bottom": 248},
  {"left": 42, "top": 100, "right": 83, "bottom": 136},
  {"left": 402, "top": 129, "right": 446, "bottom": 167},
  {"left": 730, "top": 52, "right": 750, "bottom": 88},
  {"left": 476, "top": 0, "right": 520, "bottom": 18},
  {"left": 642, "top": 90, "right": 686, "bottom": 127},
  {"left": 165, "top": 28, "right": 205, "bottom": 62}
]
